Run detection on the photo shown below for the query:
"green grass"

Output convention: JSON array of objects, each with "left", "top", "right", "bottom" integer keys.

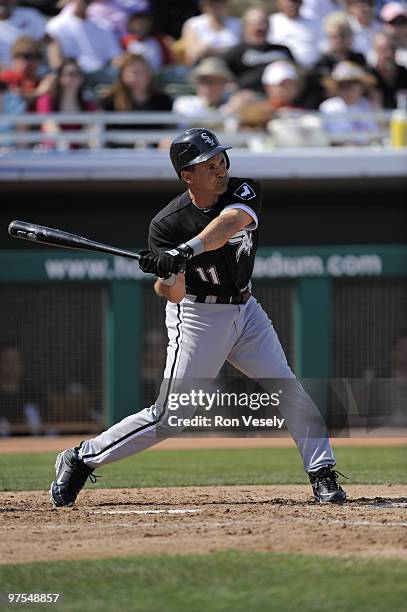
[
  {"left": 1, "top": 448, "right": 406, "bottom": 611},
  {"left": 1, "top": 551, "right": 406, "bottom": 612},
  {"left": 0, "top": 445, "right": 405, "bottom": 491}
]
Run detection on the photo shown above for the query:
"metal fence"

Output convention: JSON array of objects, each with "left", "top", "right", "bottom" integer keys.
[
  {"left": 331, "top": 278, "right": 407, "bottom": 378},
  {"left": 0, "top": 110, "right": 394, "bottom": 149},
  {"left": 0, "top": 283, "right": 106, "bottom": 434}
]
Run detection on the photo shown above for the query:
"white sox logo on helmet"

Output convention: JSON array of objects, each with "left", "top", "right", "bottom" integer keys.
[
  {"left": 228, "top": 230, "right": 253, "bottom": 261},
  {"left": 201, "top": 132, "right": 216, "bottom": 146}
]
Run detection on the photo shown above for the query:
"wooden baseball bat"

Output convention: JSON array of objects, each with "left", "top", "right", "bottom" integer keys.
[{"left": 8, "top": 220, "right": 142, "bottom": 260}]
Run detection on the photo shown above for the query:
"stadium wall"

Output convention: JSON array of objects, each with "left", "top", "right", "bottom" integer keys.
[
  {"left": 1, "top": 245, "right": 406, "bottom": 433},
  {"left": 0, "top": 177, "right": 406, "bottom": 250}
]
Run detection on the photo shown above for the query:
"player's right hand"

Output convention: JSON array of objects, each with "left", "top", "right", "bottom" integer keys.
[
  {"left": 157, "top": 244, "right": 193, "bottom": 277},
  {"left": 138, "top": 249, "right": 160, "bottom": 275}
]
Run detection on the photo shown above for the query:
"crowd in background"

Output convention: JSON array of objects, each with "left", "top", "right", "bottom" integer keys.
[{"left": 1, "top": 0, "right": 407, "bottom": 146}]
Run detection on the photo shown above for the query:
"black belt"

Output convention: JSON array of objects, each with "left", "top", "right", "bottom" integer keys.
[{"left": 189, "top": 291, "right": 251, "bottom": 305}]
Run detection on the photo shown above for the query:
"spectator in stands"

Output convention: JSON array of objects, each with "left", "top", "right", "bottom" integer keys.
[
  {"left": 36, "top": 58, "right": 96, "bottom": 148},
  {"left": 262, "top": 60, "right": 304, "bottom": 111},
  {"left": 223, "top": 5, "right": 295, "bottom": 92},
  {"left": 368, "top": 30, "right": 407, "bottom": 107},
  {"left": 100, "top": 53, "right": 172, "bottom": 146},
  {"left": 312, "top": 12, "right": 367, "bottom": 106},
  {"left": 46, "top": 0, "right": 122, "bottom": 84},
  {"left": 232, "top": 60, "right": 304, "bottom": 129},
  {"left": 268, "top": 0, "right": 323, "bottom": 69},
  {"left": 0, "top": 0, "right": 46, "bottom": 68},
  {"left": 0, "top": 342, "right": 47, "bottom": 436},
  {"left": 317, "top": 11, "right": 367, "bottom": 77},
  {"left": 0, "top": 78, "right": 26, "bottom": 149},
  {"left": 172, "top": 56, "right": 234, "bottom": 119},
  {"left": 0, "top": 36, "right": 54, "bottom": 108},
  {"left": 300, "top": 0, "right": 344, "bottom": 21},
  {"left": 55, "top": 0, "right": 152, "bottom": 38},
  {"left": 319, "top": 60, "right": 379, "bottom": 142},
  {"left": 121, "top": 8, "right": 173, "bottom": 71},
  {"left": 85, "top": 0, "right": 152, "bottom": 37},
  {"left": 181, "top": 0, "right": 242, "bottom": 66},
  {"left": 380, "top": 2, "right": 407, "bottom": 68},
  {"left": 36, "top": 57, "right": 95, "bottom": 113},
  {"left": 345, "top": 0, "right": 383, "bottom": 60}
]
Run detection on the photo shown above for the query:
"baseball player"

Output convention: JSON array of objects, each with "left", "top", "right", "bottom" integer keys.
[{"left": 50, "top": 128, "right": 346, "bottom": 507}]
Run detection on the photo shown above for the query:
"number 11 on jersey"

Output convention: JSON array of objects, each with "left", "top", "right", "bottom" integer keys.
[{"left": 195, "top": 266, "right": 220, "bottom": 285}]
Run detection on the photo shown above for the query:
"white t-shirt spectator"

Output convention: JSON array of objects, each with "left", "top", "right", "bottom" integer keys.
[
  {"left": 319, "top": 95, "right": 379, "bottom": 139},
  {"left": 184, "top": 14, "right": 241, "bottom": 52},
  {"left": 268, "top": 12, "right": 322, "bottom": 69},
  {"left": 46, "top": 13, "right": 121, "bottom": 73},
  {"left": 0, "top": 7, "right": 46, "bottom": 67},
  {"left": 348, "top": 15, "right": 383, "bottom": 60},
  {"left": 172, "top": 95, "right": 230, "bottom": 129},
  {"left": 300, "top": 0, "right": 342, "bottom": 22},
  {"left": 173, "top": 95, "right": 223, "bottom": 117},
  {"left": 59, "top": 0, "right": 148, "bottom": 37}
]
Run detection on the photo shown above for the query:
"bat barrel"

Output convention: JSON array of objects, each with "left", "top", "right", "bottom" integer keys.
[{"left": 8, "top": 220, "right": 141, "bottom": 260}]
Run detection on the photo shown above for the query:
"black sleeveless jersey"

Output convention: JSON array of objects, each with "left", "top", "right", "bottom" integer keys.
[{"left": 148, "top": 177, "right": 262, "bottom": 296}]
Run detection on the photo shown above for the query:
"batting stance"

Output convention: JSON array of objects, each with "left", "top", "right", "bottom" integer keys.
[{"left": 51, "top": 128, "right": 347, "bottom": 506}]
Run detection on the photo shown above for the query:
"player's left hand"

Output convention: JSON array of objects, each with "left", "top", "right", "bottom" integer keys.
[
  {"left": 157, "top": 244, "right": 194, "bottom": 276},
  {"left": 138, "top": 249, "right": 159, "bottom": 275}
]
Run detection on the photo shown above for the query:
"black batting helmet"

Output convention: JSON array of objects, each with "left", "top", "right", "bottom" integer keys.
[{"left": 170, "top": 128, "right": 231, "bottom": 178}]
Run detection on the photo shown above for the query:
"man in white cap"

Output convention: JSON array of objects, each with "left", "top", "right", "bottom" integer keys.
[
  {"left": 261, "top": 60, "right": 304, "bottom": 110},
  {"left": 173, "top": 56, "right": 235, "bottom": 120}
]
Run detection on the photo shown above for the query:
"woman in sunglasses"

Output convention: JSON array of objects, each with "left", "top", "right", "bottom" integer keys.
[
  {"left": 0, "top": 36, "right": 54, "bottom": 109},
  {"left": 36, "top": 58, "right": 96, "bottom": 148}
]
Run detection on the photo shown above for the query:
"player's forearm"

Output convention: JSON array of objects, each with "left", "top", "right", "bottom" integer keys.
[
  {"left": 195, "top": 210, "right": 251, "bottom": 252},
  {"left": 154, "top": 273, "right": 186, "bottom": 303}
]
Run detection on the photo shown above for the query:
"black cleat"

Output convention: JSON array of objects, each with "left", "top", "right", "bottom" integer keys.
[
  {"left": 50, "top": 448, "right": 97, "bottom": 507},
  {"left": 308, "top": 466, "right": 347, "bottom": 504}
]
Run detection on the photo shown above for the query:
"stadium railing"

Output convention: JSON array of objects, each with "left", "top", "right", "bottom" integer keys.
[{"left": 0, "top": 110, "right": 394, "bottom": 149}]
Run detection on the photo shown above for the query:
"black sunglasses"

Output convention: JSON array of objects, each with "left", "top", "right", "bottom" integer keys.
[{"left": 15, "top": 53, "right": 41, "bottom": 60}]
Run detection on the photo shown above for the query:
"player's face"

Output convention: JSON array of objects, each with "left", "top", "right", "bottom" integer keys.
[{"left": 187, "top": 153, "right": 229, "bottom": 196}]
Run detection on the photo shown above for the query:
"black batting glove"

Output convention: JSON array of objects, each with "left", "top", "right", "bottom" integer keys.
[
  {"left": 157, "top": 243, "right": 194, "bottom": 277},
  {"left": 138, "top": 249, "right": 160, "bottom": 276}
]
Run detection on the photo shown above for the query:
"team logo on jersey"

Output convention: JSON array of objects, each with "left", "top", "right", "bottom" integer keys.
[
  {"left": 228, "top": 230, "right": 253, "bottom": 262},
  {"left": 234, "top": 182, "right": 256, "bottom": 201},
  {"left": 201, "top": 132, "right": 216, "bottom": 146}
]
